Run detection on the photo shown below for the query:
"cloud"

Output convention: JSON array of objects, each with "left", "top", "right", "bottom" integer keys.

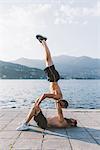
[
  {"left": 0, "top": 1, "right": 99, "bottom": 60},
  {"left": 54, "top": 1, "right": 100, "bottom": 25},
  {"left": 0, "top": 4, "right": 51, "bottom": 27},
  {"left": 94, "top": 0, "right": 100, "bottom": 16},
  {"left": 0, "top": 3, "right": 53, "bottom": 61},
  {"left": 0, "top": 4, "right": 51, "bottom": 49},
  {"left": 83, "top": 21, "right": 88, "bottom": 25}
]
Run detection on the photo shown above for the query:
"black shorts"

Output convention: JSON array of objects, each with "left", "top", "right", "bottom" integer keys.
[
  {"left": 44, "top": 65, "right": 60, "bottom": 82},
  {"left": 34, "top": 111, "right": 47, "bottom": 129}
]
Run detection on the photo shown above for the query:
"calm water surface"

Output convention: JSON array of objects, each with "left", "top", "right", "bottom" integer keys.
[{"left": 0, "top": 79, "right": 100, "bottom": 109}]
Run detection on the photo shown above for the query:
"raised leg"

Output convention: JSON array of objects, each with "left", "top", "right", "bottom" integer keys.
[
  {"left": 16, "top": 103, "right": 41, "bottom": 131},
  {"left": 42, "top": 40, "right": 53, "bottom": 67},
  {"left": 25, "top": 101, "right": 41, "bottom": 124}
]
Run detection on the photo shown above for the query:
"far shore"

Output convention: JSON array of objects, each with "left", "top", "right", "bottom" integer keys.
[
  {"left": 0, "top": 78, "right": 100, "bottom": 80},
  {"left": 0, "top": 108, "right": 100, "bottom": 111}
]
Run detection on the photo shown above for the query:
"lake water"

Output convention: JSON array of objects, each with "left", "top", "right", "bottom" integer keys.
[{"left": 0, "top": 79, "right": 100, "bottom": 109}]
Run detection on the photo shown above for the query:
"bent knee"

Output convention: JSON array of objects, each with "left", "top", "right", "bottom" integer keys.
[{"left": 35, "top": 105, "right": 41, "bottom": 112}]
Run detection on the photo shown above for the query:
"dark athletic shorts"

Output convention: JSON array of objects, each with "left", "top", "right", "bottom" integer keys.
[
  {"left": 34, "top": 111, "right": 47, "bottom": 129},
  {"left": 44, "top": 65, "right": 60, "bottom": 82}
]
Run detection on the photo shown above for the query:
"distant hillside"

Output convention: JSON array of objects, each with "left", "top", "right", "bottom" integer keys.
[
  {"left": 0, "top": 61, "right": 45, "bottom": 79},
  {"left": 12, "top": 55, "right": 100, "bottom": 79},
  {"left": 12, "top": 57, "right": 45, "bottom": 69}
]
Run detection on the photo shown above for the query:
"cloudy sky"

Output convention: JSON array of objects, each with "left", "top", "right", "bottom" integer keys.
[{"left": 0, "top": 0, "right": 99, "bottom": 61}]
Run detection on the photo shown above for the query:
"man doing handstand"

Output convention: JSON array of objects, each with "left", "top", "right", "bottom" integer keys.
[{"left": 34, "top": 35, "right": 68, "bottom": 107}]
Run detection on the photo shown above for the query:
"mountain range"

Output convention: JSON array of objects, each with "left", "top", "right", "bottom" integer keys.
[
  {"left": 12, "top": 55, "right": 100, "bottom": 79},
  {"left": 0, "top": 55, "right": 100, "bottom": 79},
  {"left": 0, "top": 60, "right": 45, "bottom": 79}
]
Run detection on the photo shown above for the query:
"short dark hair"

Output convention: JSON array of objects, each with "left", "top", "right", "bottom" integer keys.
[
  {"left": 64, "top": 118, "right": 77, "bottom": 127},
  {"left": 60, "top": 100, "right": 69, "bottom": 108}
]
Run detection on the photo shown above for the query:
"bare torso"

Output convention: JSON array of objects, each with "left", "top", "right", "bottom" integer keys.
[
  {"left": 50, "top": 82, "right": 63, "bottom": 99},
  {"left": 47, "top": 116, "right": 68, "bottom": 128}
]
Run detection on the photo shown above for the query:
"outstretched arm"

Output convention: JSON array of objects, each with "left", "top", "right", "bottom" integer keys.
[{"left": 35, "top": 93, "right": 59, "bottom": 106}]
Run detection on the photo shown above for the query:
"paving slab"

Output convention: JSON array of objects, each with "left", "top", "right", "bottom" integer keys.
[
  {"left": 0, "top": 108, "right": 99, "bottom": 150},
  {"left": 13, "top": 139, "right": 42, "bottom": 150},
  {"left": 70, "top": 139, "right": 100, "bottom": 150},
  {"left": 42, "top": 139, "right": 71, "bottom": 150}
]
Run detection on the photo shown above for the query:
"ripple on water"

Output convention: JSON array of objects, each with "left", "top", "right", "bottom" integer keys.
[{"left": 0, "top": 79, "right": 100, "bottom": 109}]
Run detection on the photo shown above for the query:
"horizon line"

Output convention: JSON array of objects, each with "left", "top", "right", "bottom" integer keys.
[{"left": 0, "top": 54, "right": 100, "bottom": 62}]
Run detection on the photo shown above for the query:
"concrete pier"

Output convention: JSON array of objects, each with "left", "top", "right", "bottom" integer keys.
[{"left": 0, "top": 108, "right": 100, "bottom": 150}]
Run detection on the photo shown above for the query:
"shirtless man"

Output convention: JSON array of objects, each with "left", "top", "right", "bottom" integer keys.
[
  {"left": 34, "top": 35, "right": 68, "bottom": 107},
  {"left": 16, "top": 35, "right": 72, "bottom": 130},
  {"left": 16, "top": 97, "right": 77, "bottom": 130}
]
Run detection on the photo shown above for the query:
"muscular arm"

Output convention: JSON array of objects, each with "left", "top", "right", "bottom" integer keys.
[
  {"left": 56, "top": 100, "right": 64, "bottom": 122},
  {"left": 34, "top": 93, "right": 65, "bottom": 123},
  {"left": 35, "top": 93, "right": 58, "bottom": 106}
]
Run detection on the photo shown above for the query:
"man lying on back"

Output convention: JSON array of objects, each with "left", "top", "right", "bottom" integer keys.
[{"left": 16, "top": 98, "right": 77, "bottom": 130}]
